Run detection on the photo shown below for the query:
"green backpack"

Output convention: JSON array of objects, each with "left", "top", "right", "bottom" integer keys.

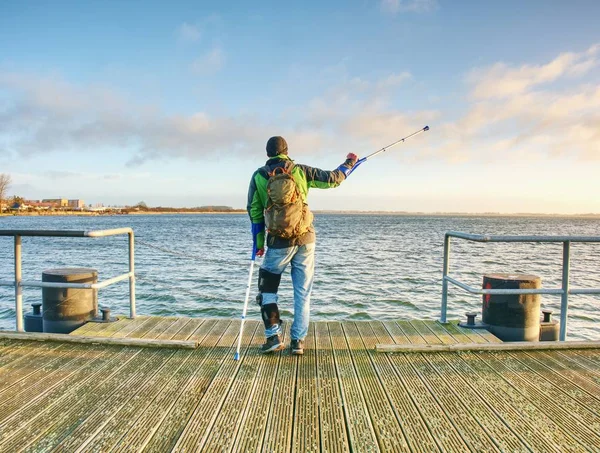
[{"left": 265, "top": 165, "right": 313, "bottom": 239}]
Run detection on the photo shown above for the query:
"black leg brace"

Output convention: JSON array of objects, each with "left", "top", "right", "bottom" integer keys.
[
  {"left": 258, "top": 268, "right": 282, "bottom": 294},
  {"left": 261, "top": 303, "right": 281, "bottom": 330},
  {"left": 257, "top": 268, "right": 283, "bottom": 329}
]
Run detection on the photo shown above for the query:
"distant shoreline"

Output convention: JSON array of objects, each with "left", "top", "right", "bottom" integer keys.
[
  {"left": 0, "top": 210, "right": 245, "bottom": 217},
  {"left": 2, "top": 211, "right": 600, "bottom": 219}
]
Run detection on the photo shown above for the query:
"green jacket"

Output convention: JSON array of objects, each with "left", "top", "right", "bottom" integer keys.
[{"left": 247, "top": 154, "right": 353, "bottom": 249}]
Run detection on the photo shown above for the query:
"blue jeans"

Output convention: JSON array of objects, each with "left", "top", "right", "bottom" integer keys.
[{"left": 261, "top": 242, "right": 315, "bottom": 341}]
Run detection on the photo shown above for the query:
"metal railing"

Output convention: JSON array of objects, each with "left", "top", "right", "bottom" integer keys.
[
  {"left": 0, "top": 228, "right": 136, "bottom": 332},
  {"left": 441, "top": 231, "right": 600, "bottom": 341}
]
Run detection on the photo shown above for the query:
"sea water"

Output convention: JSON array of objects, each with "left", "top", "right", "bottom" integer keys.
[{"left": 1, "top": 214, "right": 599, "bottom": 340}]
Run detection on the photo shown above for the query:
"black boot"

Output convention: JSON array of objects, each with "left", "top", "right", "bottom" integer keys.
[
  {"left": 260, "top": 303, "right": 283, "bottom": 353},
  {"left": 260, "top": 303, "right": 281, "bottom": 330},
  {"left": 291, "top": 339, "right": 304, "bottom": 355},
  {"left": 261, "top": 335, "right": 284, "bottom": 353}
]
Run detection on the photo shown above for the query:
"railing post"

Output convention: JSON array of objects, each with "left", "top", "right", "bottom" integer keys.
[
  {"left": 14, "top": 235, "right": 23, "bottom": 332},
  {"left": 128, "top": 231, "right": 136, "bottom": 319},
  {"left": 440, "top": 234, "right": 450, "bottom": 323},
  {"left": 559, "top": 241, "right": 571, "bottom": 341}
]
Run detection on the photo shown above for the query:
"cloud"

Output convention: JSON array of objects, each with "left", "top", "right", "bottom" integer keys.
[
  {"left": 0, "top": 72, "right": 267, "bottom": 165},
  {"left": 2, "top": 44, "right": 599, "bottom": 169},
  {"left": 468, "top": 44, "right": 599, "bottom": 100},
  {"left": 376, "top": 72, "right": 412, "bottom": 89},
  {"left": 191, "top": 47, "right": 226, "bottom": 75},
  {"left": 380, "top": 0, "right": 438, "bottom": 14},
  {"left": 0, "top": 68, "right": 423, "bottom": 166},
  {"left": 43, "top": 171, "right": 81, "bottom": 179},
  {"left": 177, "top": 22, "right": 201, "bottom": 42},
  {"left": 436, "top": 43, "right": 600, "bottom": 162},
  {"left": 296, "top": 71, "right": 428, "bottom": 149}
]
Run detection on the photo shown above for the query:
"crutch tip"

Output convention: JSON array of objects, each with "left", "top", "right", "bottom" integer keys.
[
  {"left": 234, "top": 352, "right": 239, "bottom": 361},
  {"left": 424, "top": 125, "right": 430, "bottom": 131}
]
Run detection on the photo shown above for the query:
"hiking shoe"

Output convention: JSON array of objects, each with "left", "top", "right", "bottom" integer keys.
[
  {"left": 291, "top": 339, "right": 304, "bottom": 355},
  {"left": 261, "top": 335, "right": 284, "bottom": 353}
]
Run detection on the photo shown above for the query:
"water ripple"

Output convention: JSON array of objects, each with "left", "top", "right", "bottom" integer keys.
[{"left": 1, "top": 213, "right": 599, "bottom": 340}]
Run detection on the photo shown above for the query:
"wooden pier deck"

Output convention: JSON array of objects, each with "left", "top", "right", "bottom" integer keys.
[{"left": 1, "top": 317, "right": 600, "bottom": 452}]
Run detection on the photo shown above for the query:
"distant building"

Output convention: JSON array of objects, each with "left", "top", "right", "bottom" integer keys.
[
  {"left": 68, "top": 199, "right": 85, "bottom": 209},
  {"left": 42, "top": 198, "right": 68, "bottom": 207},
  {"left": 26, "top": 201, "right": 54, "bottom": 210}
]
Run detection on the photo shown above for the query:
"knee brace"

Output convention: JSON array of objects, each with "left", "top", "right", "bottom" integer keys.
[
  {"left": 258, "top": 268, "right": 282, "bottom": 294},
  {"left": 260, "top": 303, "right": 281, "bottom": 329}
]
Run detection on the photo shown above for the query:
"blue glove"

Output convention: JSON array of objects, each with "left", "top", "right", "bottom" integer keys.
[
  {"left": 337, "top": 153, "right": 360, "bottom": 177},
  {"left": 251, "top": 222, "right": 265, "bottom": 259}
]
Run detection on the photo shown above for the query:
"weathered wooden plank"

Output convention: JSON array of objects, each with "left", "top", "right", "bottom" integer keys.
[
  {"left": 261, "top": 323, "right": 297, "bottom": 453},
  {"left": 329, "top": 321, "right": 379, "bottom": 452},
  {"left": 20, "top": 349, "right": 171, "bottom": 452},
  {"left": 84, "top": 326, "right": 213, "bottom": 452},
  {"left": 169, "top": 320, "right": 260, "bottom": 453},
  {"left": 139, "top": 316, "right": 179, "bottom": 339},
  {"left": 478, "top": 351, "right": 600, "bottom": 444},
  {"left": 0, "top": 344, "right": 108, "bottom": 422},
  {"left": 382, "top": 330, "right": 470, "bottom": 452},
  {"left": 376, "top": 342, "right": 600, "bottom": 353},
  {"left": 0, "top": 331, "right": 197, "bottom": 349},
  {"left": 395, "top": 320, "right": 427, "bottom": 344},
  {"left": 141, "top": 320, "right": 254, "bottom": 451},
  {"left": 0, "top": 340, "right": 26, "bottom": 360},
  {"left": 314, "top": 321, "right": 350, "bottom": 453},
  {"left": 123, "top": 316, "right": 164, "bottom": 337},
  {"left": 85, "top": 317, "right": 135, "bottom": 338},
  {"left": 472, "top": 325, "right": 503, "bottom": 343},
  {"left": 231, "top": 323, "right": 289, "bottom": 453},
  {"left": 0, "top": 343, "right": 82, "bottom": 399},
  {"left": 426, "top": 320, "right": 502, "bottom": 348},
  {"left": 512, "top": 351, "right": 600, "bottom": 415},
  {"left": 421, "top": 352, "right": 529, "bottom": 452},
  {"left": 0, "top": 342, "right": 65, "bottom": 387},
  {"left": 68, "top": 319, "right": 106, "bottom": 335},
  {"left": 409, "top": 320, "right": 443, "bottom": 344},
  {"left": 566, "top": 349, "right": 600, "bottom": 376},
  {"left": 559, "top": 348, "right": 600, "bottom": 384},
  {"left": 0, "top": 340, "right": 62, "bottom": 370},
  {"left": 110, "top": 316, "right": 153, "bottom": 338},
  {"left": 443, "top": 321, "right": 488, "bottom": 344},
  {"left": 49, "top": 348, "right": 181, "bottom": 452},
  {"left": 420, "top": 320, "right": 455, "bottom": 344},
  {"left": 359, "top": 322, "right": 439, "bottom": 453},
  {"left": 172, "top": 317, "right": 205, "bottom": 341},
  {"left": 410, "top": 352, "right": 505, "bottom": 452},
  {"left": 382, "top": 321, "right": 409, "bottom": 344},
  {"left": 535, "top": 350, "right": 600, "bottom": 394},
  {"left": 2, "top": 316, "right": 599, "bottom": 453},
  {"left": 290, "top": 323, "right": 319, "bottom": 453},
  {"left": 109, "top": 319, "right": 224, "bottom": 453},
  {"left": 0, "top": 346, "right": 142, "bottom": 450},
  {"left": 69, "top": 316, "right": 117, "bottom": 336},
  {"left": 408, "top": 325, "right": 512, "bottom": 449},
  {"left": 444, "top": 351, "right": 580, "bottom": 451},
  {"left": 202, "top": 321, "right": 271, "bottom": 453},
  {"left": 156, "top": 317, "right": 193, "bottom": 340},
  {"left": 343, "top": 321, "right": 410, "bottom": 452}
]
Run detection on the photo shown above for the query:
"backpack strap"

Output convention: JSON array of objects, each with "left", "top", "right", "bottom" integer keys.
[
  {"left": 262, "top": 160, "right": 295, "bottom": 179},
  {"left": 268, "top": 166, "right": 289, "bottom": 177}
]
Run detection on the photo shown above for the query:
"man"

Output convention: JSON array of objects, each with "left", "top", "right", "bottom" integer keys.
[{"left": 247, "top": 136, "right": 358, "bottom": 355}]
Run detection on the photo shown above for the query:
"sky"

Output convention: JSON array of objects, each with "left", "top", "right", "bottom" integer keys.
[{"left": 0, "top": 0, "right": 599, "bottom": 213}]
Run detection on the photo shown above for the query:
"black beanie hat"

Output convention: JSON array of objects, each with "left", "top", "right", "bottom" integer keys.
[{"left": 266, "top": 136, "right": 288, "bottom": 157}]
